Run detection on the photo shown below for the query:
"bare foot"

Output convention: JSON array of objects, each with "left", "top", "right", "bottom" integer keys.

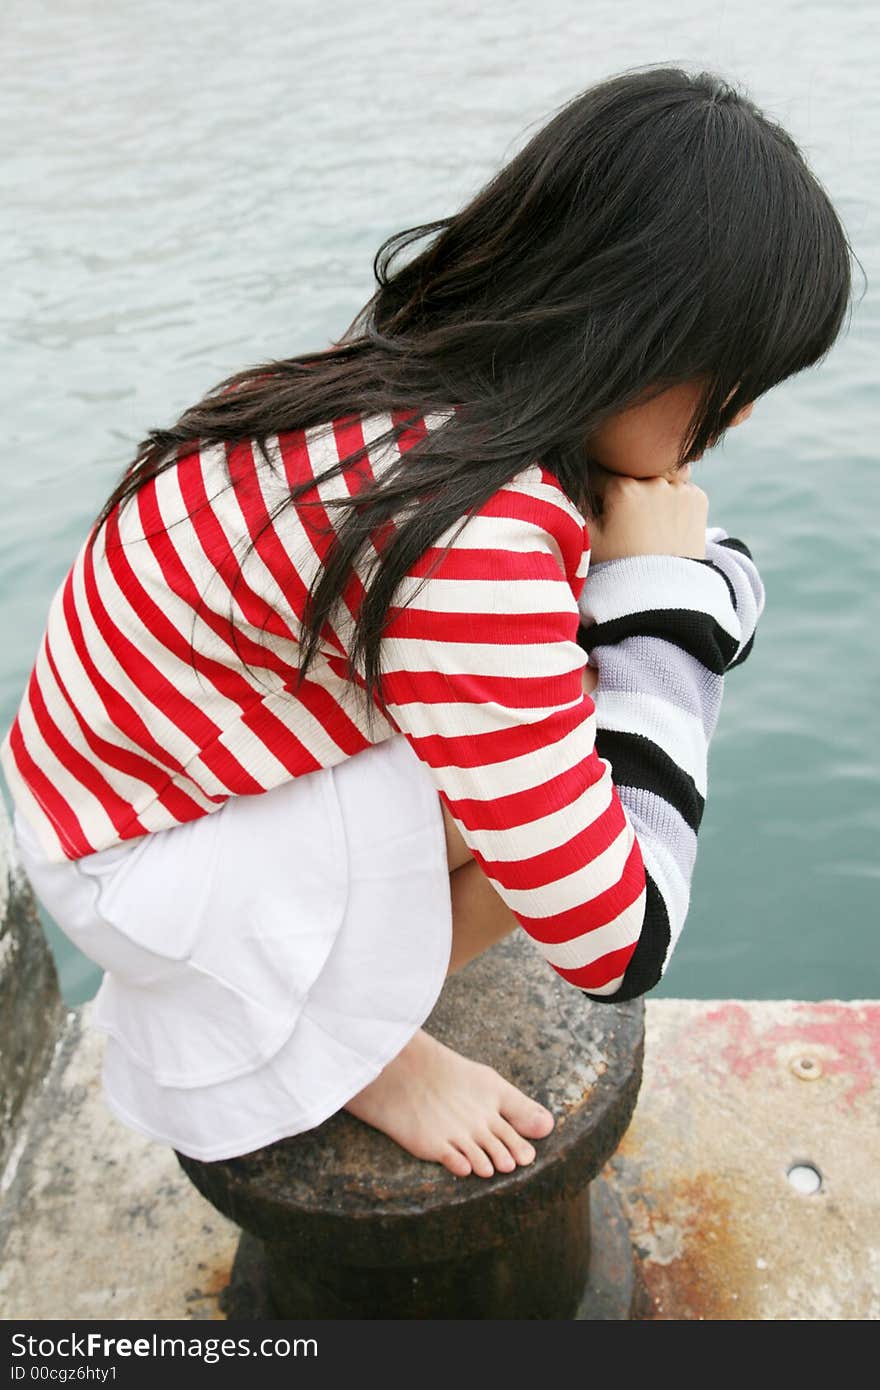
[{"left": 343, "top": 1028, "right": 555, "bottom": 1178}]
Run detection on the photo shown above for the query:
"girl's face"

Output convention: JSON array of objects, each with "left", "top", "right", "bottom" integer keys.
[{"left": 586, "top": 381, "right": 754, "bottom": 479}]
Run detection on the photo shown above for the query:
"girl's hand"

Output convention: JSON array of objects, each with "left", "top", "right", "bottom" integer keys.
[{"left": 586, "top": 462, "right": 708, "bottom": 564}]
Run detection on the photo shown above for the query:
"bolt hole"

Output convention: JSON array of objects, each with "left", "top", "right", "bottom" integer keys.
[{"left": 787, "top": 1162, "right": 822, "bottom": 1195}]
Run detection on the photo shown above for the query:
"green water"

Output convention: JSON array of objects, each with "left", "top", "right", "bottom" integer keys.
[{"left": 2, "top": 0, "right": 878, "bottom": 1004}]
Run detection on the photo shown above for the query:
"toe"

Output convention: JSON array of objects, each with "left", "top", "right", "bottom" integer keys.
[
  {"left": 489, "top": 1115, "right": 536, "bottom": 1166},
  {"left": 477, "top": 1130, "right": 517, "bottom": 1174},
  {"left": 499, "top": 1084, "right": 555, "bottom": 1139},
  {"left": 456, "top": 1137, "right": 495, "bottom": 1179},
  {"left": 441, "top": 1144, "right": 472, "bottom": 1178}
]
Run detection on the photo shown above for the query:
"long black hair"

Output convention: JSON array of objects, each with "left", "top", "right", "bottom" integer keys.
[{"left": 91, "top": 63, "right": 857, "bottom": 722}]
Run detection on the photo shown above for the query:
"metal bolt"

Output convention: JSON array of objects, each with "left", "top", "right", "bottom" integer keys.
[{"left": 789, "top": 1055, "right": 822, "bottom": 1080}]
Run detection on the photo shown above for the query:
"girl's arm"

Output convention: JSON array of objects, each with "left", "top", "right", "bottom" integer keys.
[
  {"left": 576, "top": 528, "right": 765, "bottom": 998},
  {"left": 375, "top": 470, "right": 763, "bottom": 1003}
]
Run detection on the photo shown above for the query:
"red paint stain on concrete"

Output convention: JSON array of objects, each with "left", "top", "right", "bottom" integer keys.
[{"left": 692, "top": 1002, "right": 880, "bottom": 1109}]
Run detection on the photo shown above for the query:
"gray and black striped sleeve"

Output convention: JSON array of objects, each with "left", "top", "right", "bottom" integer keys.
[{"left": 575, "top": 528, "right": 765, "bottom": 1002}]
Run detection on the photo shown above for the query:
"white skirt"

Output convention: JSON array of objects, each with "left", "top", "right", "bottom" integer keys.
[{"left": 13, "top": 734, "right": 453, "bottom": 1162}]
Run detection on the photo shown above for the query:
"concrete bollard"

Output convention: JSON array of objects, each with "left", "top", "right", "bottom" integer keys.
[
  {"left": 177, "top": 930, "right": 645, "bottom": 1319},
  {"left": 0, "top": 800, "right": 65, "bottom": 1177}
]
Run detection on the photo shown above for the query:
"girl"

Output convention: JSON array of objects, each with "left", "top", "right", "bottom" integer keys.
[{"left": 2, "top": 66, "right": 852, "bottom": 1180}]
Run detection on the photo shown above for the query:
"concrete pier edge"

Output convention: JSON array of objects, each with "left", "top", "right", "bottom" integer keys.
[
  {"left": 0, "top": 801, "right": 66, "bottom": 1182},
  {"left": 1, "top": 804, "right": 878, "bottom": 1320}
]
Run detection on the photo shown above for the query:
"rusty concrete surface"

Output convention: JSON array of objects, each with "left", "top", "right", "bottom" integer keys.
[
  {"left": 0, "top": 999, "right": 877, "bottom": 1320},
  {"left": 603, "top": 999, "right": 880, "bottom": 1320}
]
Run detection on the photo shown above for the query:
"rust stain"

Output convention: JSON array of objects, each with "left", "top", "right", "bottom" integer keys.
[
  {"left": 181, "top": 1262, "right": 236, "bottom": 1320},
  {"left": 608, "top": 1126, "right": 640, "bottom": 1162},
  {"left": 559, "top": 1082, "right": 596, "bottom": 1117},
  {"left": 610, "top": 1168, "right": 760, "bottom": 1321},
  {"left": 199, "top": 1263, "right": 235, "bottom": 1299}
]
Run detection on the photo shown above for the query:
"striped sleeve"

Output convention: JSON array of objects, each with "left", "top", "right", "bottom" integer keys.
[
  {"left": 575, "top": 531, "right": 766, "bottom": 1001},
  {"left": 371, "top": 472, "right": 685, "bottom": 1000}
]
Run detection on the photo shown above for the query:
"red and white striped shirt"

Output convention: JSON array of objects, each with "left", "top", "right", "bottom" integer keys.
[{"left": 1, "top": 406, "right": 764, "bottom": 999}]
